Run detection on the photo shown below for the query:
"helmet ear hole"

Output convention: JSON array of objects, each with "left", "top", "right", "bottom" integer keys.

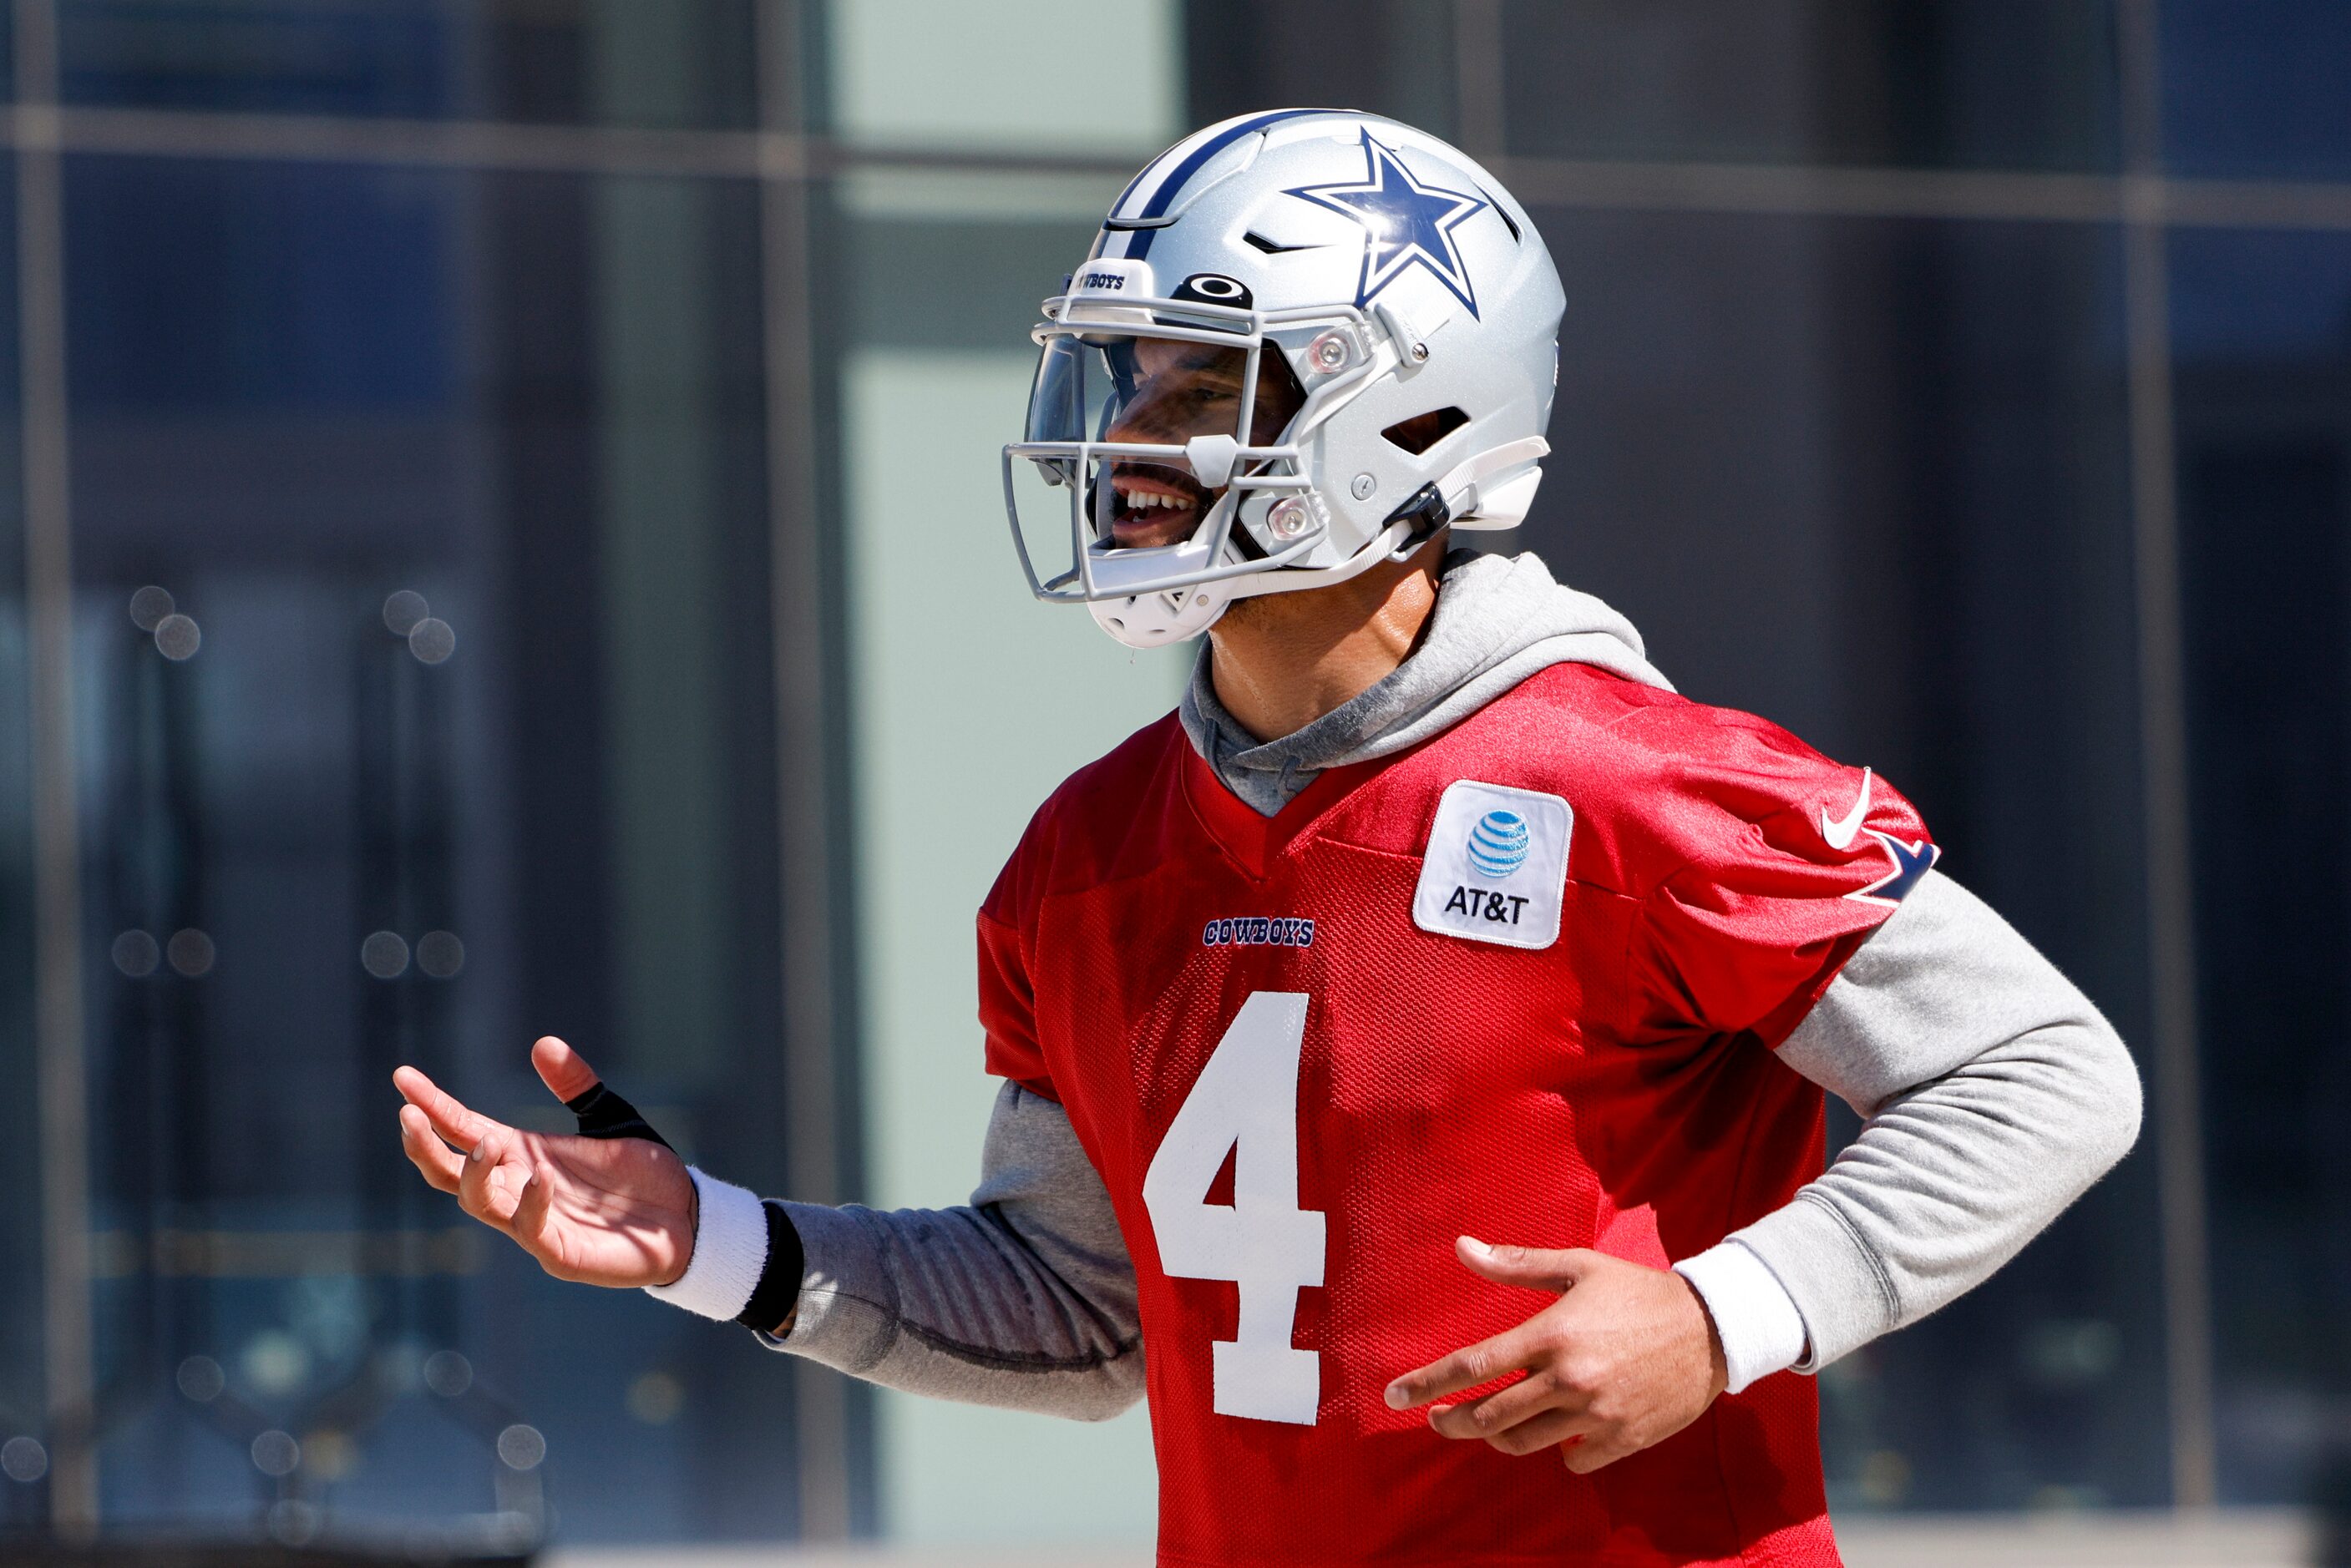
[{"left": 1381, "top": 407, "right": 1469, "bottom": 455}]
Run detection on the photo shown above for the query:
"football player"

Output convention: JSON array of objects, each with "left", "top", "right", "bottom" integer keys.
[{"left": 396, "top": 112, "right": 2141, "bottom": 1565}]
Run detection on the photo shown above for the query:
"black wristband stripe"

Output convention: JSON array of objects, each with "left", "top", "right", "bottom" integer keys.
[
  {"left": 563, "top": 1080, "right": 674, "bottom": 1151},
  {"left": 736, "top": 1201, "right": 804, "bottom": 1334}
]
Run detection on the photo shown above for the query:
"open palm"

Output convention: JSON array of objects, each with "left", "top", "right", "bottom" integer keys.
[{"left": 394, "top": 1037, "right": 695, "bottom": 1288}]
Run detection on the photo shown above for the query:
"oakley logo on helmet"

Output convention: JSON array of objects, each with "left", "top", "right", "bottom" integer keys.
[
  {"left": 1285, "top": 130, "right": 1490, "bottom": 319},
  {"left": 1172, "top": 272, "right": 1252, "bottom": 308}
]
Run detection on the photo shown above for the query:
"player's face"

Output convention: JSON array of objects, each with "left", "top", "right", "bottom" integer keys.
[{"left": 1100, "top": 337, "right": 1306, "bottom": 549}]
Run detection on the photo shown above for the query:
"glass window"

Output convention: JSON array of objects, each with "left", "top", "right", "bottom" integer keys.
[
  {"left": 2162, "top": 1, "right": 2351, "bottom": 181},
  {"left": 0, "top": 171, "right": 33, "bottom": 1456},
  {"left": 2171, "top": 226, "right": 2351, "bottom": 1505},
  {"left": 1497, "top": 1, "right": 2119, "bottom": 172},
  {"left": 1183, "top": 0, "right": 1457, "bottom": 142},
  {"left": 831, "top": 168, "right": 1173, "bottom": 1549},
  {"left": 63, "top": 152, "right": 788, "bottom": 1540},
  {"left": 828, "top": 0, "right": 1180, "bottom": 156},
  {"left": 57, "top": 0, "right": 758, "bottom": 128},
  {"left": 1519, "top": 203, "right": 2165, "bottom": 1510}
]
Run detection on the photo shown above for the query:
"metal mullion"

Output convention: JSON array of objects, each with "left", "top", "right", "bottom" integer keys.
[
  {"left": 39, "top": 103, "right": 773, "bottom": 179},
  {"left": 755, "top": 0, "right": 858, "bottom": 1544},
  {"left": 15, "top": 0, "right": 94, "bottom": 1539},
  {"left": 1452, "top": 0, "right": 1506, "bottom": 159},
  {"left": 1498, "top": 157, "right": 2122, "bottom": 224},
  {"left": 2117, "top": 0, "right": 2217, "bottom": 1514},
  {"left": 0, "top": 98, "right": 2338, "bottom": 235}
]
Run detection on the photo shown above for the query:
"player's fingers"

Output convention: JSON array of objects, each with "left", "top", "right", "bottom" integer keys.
[
  {"left": 1385, "top": 1322, "right": 1545, "bottom": 1410},
  {"left": 398, "top": 1105, "right": 464, "bottom": 1193},
  {"left": 1425, "top": 1364, "right": 1590, "bottom": 1442},
  {"left": 1454, "top": 1236, "right": 1590, "bottom": 1292},
  {"left": 393, "top": 1066, "right": 501, "bottom": 1152},
  {"left": 510, "top": 1160, "right": 556, "bottom": 1261},
  {"left": 530, "top": 1035, "right": 601, "bottom": 1104},
  {"left": 455, "top": 1126, "right": 526, "bottom": 1232},
  {"left": 1560, "top": 1430, "right": 1634, "bottom": 1474},
  {"left": 1488, "top": 1408, "right": 1598, "bottom": 1459}
]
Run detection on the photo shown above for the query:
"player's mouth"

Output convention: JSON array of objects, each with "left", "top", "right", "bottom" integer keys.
[{"left": 1103, "top": 463, "right": 1214, "bottom": 549}]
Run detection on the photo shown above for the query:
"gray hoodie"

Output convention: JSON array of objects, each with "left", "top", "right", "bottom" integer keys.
[
  {"left": 1179, "top": 548, "right": 1670, "bottom": 815},
  {"left": 697, "top": 547, "right": 2141, "bottom": 1419}
]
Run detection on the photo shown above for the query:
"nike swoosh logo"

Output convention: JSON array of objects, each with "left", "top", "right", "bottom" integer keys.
[{"left": 1822, "top": 767, "right": 1872, "bottom": 851}]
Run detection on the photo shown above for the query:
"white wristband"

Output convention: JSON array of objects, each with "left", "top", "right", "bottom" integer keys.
[
  {"left": 1673, "top": 1241, "right": 1810, "bottom": 1395},
  {"left": 643, "top": 1168, "right": 769, "bottom": 1322}
]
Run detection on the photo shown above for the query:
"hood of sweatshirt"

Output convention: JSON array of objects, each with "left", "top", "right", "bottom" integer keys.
[{"left": 1178, "top": 548, "right": 1674, "bottom": 817}]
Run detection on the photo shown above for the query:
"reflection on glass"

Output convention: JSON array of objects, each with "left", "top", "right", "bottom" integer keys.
[
  {"left": 111, "top": 928, "right": 159, "bottom": 976},
  {"left": 127, "top": 583, "right": 172, "bottom": 630},
  {"left": 2171, "top": 226, "right": 2351, "bottom": 1505},
  {"left": 58, "top": 0, "right": 759, "bottom": 128},
  {"left": 830, "top": 0, "right": 1178, "bottom": 154},
  {"left": 1519, "top": 201, "right": 2161, "bottom": 1508},
  {"left": 2162, "top": 0, "right": 2351, "bottom": 181},
  {"left": 63, "top": 152, "right": 788, "bottom": 1541},
  {"left": 1498, "top": 0, "right": 2119, "bottom": 171},
  {"left": 381, "top": 589, "right": 428, "bottom": 635},
  {"left": 165, "top": 928, "right": 215, "bottom": 977}
]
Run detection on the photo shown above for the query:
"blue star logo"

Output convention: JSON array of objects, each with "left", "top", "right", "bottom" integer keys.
[
  {"left": 1285, "top": 131, "right": 1489, "bottom": 319},
  {"left": 1847, "top": 830, "right": 1940, "bottom": 907}
]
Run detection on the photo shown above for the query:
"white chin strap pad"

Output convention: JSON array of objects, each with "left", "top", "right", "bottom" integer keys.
[{"left": 1088, "top": 584, "right": 1230, "bottom": 649}]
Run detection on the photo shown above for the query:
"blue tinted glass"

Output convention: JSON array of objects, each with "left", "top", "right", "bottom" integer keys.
[
  {"left": 2171, "top": 226, "right": 2351, "bottom": 1505},
  {"left": 1520, "top": 204, "right": 2164, "bottom": 1510},
  {"left": 1498, "top": 0, "right": 2119, "bottom": 171},
  {"left": 2162, "top": 1, "right": 2351, "bottom": 180},
  {"left": 58, "top": 0, "right": 757, "bottom": 127},
  {"left": 70, "top": 158, "right": 449, "bottom": 412},
  {"left": 63, "top": 153, "right": 793, "bottom": 1540},
  {"left": 0, "top": 171, "right": 32, "bottom": 1446}
]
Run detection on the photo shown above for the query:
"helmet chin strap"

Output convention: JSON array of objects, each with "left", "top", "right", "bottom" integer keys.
[{"left": 1085, "top": 514, "right": 1429, "bottom": 650}]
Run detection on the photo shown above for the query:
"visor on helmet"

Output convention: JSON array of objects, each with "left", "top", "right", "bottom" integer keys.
[{"left": 1006, "top": 328, "right": 1321, "bottom": 612}]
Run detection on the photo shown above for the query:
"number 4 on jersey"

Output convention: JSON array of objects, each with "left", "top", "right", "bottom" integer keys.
[{"left": 1142, "top": 990, "right": 1327, "bottom": 1425}]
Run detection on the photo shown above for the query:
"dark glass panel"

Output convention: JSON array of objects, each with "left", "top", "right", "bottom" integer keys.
[
  {"left": 62, "top": 153, "right": 794, "bottom": 1540},
  {"left": 57, "top": 0, "right": 757, "bottom": 128},
  {"left": 845, "top": 213, "right": 1090, "bottom": 352},
  {"left": 1184, "top": 0, "right": 1458, "bottom": 144},
  {"left": 1498, "top": 1, "right": 2119, "bottom": 173},
  {"left": 0, "top": 173, "right": 33, "bottom": 1461},
  {"left": 2171, "top": 227, "right": 2351, "bottom": 1506},
  {"left": 2162, "top": 1, "right": 2351, "bottom": 181},
  {"left": 1521, "top": 204, "right": 2163, "bottom": 1509}
]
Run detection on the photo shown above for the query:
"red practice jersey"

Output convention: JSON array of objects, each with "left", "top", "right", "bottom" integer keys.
[{"left": 978, "top": 662, "right": 1937, "bottom": 1567}]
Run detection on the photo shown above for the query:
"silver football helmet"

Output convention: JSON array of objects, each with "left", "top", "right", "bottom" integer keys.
[{"left": 1002, "top": 109, "right": 1564, "bottom": 649}]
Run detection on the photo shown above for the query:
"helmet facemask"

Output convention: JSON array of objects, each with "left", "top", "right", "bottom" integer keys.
[{"left": 1004, "top": 276, "right": 1401, "bottom": 647}]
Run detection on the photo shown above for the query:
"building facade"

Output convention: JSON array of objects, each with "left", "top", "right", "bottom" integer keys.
[{"left": 0, "top": 0, "right": 2344, "bottom": 1550}]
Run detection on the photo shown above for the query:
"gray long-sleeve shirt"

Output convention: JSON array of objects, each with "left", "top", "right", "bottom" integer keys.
[{"left": 752, "top": 546, "right": 2142, "bottom": 1414}]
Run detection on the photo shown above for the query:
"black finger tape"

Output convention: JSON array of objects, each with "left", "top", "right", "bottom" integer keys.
[{"left": 564, "top": 1081, "right": 675, "bottom": 1152}]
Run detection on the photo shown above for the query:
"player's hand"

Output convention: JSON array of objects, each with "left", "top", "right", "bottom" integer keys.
[
  {"left": 1385, "top": 1238, "right": 1729, "bottom": 1473},
  {"left": 393, "top": 1037, "right": 697, "bottom": 1289}
]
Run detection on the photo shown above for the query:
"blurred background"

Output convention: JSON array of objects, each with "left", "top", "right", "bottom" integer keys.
[{"left": 0, "top": 0, "right": 2344, "bottom": 1562}]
